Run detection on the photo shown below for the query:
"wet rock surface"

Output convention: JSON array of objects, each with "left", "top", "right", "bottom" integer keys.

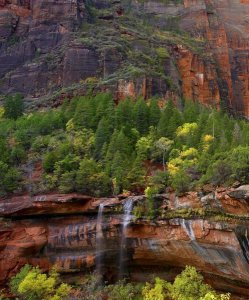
[
  {"left": 0, "top": 193, "right": 95, "bottom": 217},
  {"left": 229, "top": 186, "right": 249, "bottom": 201},
  {"left": 1, "top": 188, "right": 249, "bottom": 298}
]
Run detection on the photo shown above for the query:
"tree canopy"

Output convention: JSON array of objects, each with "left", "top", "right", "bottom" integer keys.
[{"left": 0, "top": 93, "right": 249, "bottom": 197}]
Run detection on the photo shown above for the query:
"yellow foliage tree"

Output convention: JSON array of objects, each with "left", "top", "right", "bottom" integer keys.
[
  {"left": 176, "top": 122, "right": 198, "bottom": 138},
  {"left": 202, "top": 134, "right": 214, "bottom": 152},
  {"left": 11, "top": 265, "right": 71, "bottom": 300}
]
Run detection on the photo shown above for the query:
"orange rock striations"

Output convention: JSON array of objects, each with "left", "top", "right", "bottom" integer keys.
[{"left": 1, "top": 187, "right": 249, "bottom": 297}]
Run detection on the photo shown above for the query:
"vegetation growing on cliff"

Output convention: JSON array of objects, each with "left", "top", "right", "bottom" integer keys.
[
  {"left": 6, "top": 265, "right": 229, "bottom": 300},
  {"left": 9, "top": 265, "right": 71, "bottom": 300},
  {"left": 142, "top": 266, "right": 230, "bottom": 300},
  {"left": 1, "top": 93, "right": 249, "bottom": 197}
]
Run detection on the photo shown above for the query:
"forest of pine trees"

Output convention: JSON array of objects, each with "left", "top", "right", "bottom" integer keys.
[{"left": 0, "top": 93, "right": 249, "bottom": 197}]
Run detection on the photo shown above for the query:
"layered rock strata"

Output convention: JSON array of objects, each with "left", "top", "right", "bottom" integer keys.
[
  {"left": 0, "top": 0, "right": 249, "bottom": 116},
  {"left": 1, "top": 187, "right": 249, "bottom": 298}
]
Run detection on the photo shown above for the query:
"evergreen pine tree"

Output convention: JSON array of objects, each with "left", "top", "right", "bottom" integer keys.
[
  {"left": 94, "top": 93, "right": 114, "bottom": 128},
  {"left": 217, "top": 130, "right": 230, "bottom": 152},
  {"left": 127, "top": 157, "right": 146, "bottom": 191},
  {"left": 133, "top": 98, "right": 149, "bottom": 135},
  {"left": 232, "top": 122, "right": 242, "bottom": 146},
  {"left": 149, "top": 99, "right": 161, "bottom": 127},
  {"left": 183, "top": 100, "right": 199, "bottom": 123},
  {"left": 110, "top": 151, "right": 127, "bottom": 193},
  {"left": 4, "top": 93, "right": 24, "bottom": 120},
  {"left": 105, "top": 129, "right": 131, "bottom": 166},
  {"left": 166, "top": 108, "right": 183, "bottom": 139},
  {"left": 73, "top": 96, "right": 95, "bottom": 129},
  {"left": 157, "top": 100, "right": 174, "bottom": 137},
  {"left": 241, "top": 123, "right": 249, "bottom": 146},
  {"left": 115, "top": 129, "right": 132, "bottom": 156},
  {"left": 115, "top": 98, "right": 134, "bottom": 132},
  {"left": 94, "top": 117, "right": 113, "bottom": 160},
  {"left": 105, "top": 130, "right": 119, "bottom": 165}
]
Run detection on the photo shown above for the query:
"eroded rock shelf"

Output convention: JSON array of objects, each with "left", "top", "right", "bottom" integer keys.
[{"left": 1, "top": 186, "right": 249, "bottom": 298}]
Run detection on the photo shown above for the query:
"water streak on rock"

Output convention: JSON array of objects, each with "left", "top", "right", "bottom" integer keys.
[
  {"left": 96, "top": 203, "right": 105, "bottom": 276},
  {"left": 119, "top": 199, "right": 133, "bottom": 279},
  {"left": 181, "top": 219, "right": 196, "bottom": 241}
]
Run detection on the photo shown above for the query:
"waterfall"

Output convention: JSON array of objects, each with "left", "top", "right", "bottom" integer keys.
[
  {"left": 119, "top": 199, "right": 133, "bottom": 279},
  {"left": 235, "top": 226, "right": 249, "bottom": 263},
  {"left": 181, "top": 219, "right": 196, "bottom": 241},
  {"left": 243, "top": 229, "right": 249, "bottom": 261},
  {"left": 180, "top": 219, "right": 207, "bottom": 258},
  {"left": 96, "top": 203, "right": 105, "bottom": 277}
]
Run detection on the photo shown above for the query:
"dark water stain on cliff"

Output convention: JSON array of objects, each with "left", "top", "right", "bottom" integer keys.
[{"left": 235, "top": 226, "right": 249, "bottom": 264}]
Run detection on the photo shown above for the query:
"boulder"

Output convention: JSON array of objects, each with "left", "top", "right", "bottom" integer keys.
[{"left": 229, "top": 185, "right": 249, "bottom": 201}]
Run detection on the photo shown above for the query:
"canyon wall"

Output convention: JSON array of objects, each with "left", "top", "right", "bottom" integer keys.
[
  {"left": 0, "top": 0, "right": 249, "bottom": 115},
  {"left": 181, "top": 0, "right": 249, "bottom": 115},
  {"left": 1, "top": 187, "right": 249, "bottom": 298},
  {"left": 142, "top": 0, "right": 249, "bottom": 114}
]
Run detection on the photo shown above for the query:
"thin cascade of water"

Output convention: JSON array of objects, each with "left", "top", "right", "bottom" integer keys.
[
  {"left": 242, "top": 229, "right": 249, "bottom": 261},
  {"left": 180, "top": 219, "right": 208, "bottom": 259},
  {"left": 96, "top": 203, "right": 105, "bottom": 276},
  {"left": 181, "top": 219, "right": 196, "bottom": 241},
  {"left": 119, "top": 199, "right": 133, "bottom": 279}
]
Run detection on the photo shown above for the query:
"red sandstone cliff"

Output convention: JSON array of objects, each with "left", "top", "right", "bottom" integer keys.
[
  {"left": 1, "top": 187, "right": 249, "bottom": 298},
  {"left": 177, "top": 0, "right": 249, "bottom": 115},
  {"left": 1, "top": 1, "right": 249, "bottom": 298},
  {"left": 0, "top": 0, "right": 249, "bottom": 116}
]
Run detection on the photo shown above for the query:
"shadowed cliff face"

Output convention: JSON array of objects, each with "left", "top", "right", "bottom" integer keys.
[
  {"left": 2, "top": 214, "right": 249, "bottom": 297},
  {"left": 0, "top": 0, "right": 181, "bottom": 106},
  {"left": 181, "top": 0, "right": 249, "bottom": 115},
  {"left": 2, "top": 187, "right": 249, "bottom": 297},
  {"left": 0, "top": 0, "right": 249, "bottom": 116},
  {"left": 0, "top": 0, "right": 86, "bottom": 104},
  {"left": 142, "top": 0, "right": 249, "bottom": 114}
]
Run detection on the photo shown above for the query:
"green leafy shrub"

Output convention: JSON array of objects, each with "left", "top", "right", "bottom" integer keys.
[
  {"left": 104, "top": 280, "right": 143, "bottom": 300},
  {"left": 10, "top": 265, "right": 71, "bottom": 300},
  {"left": 4, "top": 94, "right": 24, "bottom": 120},
  {"left": 142, "top": 266, "right": 230, "bottom": 300}
]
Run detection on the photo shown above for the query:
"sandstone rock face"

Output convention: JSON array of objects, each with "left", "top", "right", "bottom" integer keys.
[
  {"left": 141, "top": 0, "right": 249, "bottom": 114},
  {"left": 1, "top": 188, "right": 249, "bottom": 298},
  {"left": 184, "top": 0, "right": 249, "bottom": 115},
  {"left": 0, "top": 0, "right": 249, "bottom": 116},
  {"left": 1, "top": 214, "right": 249, "bottom": 297},
  {"left": 0, "top": 221, "right": 48, "bottom": 284},
  {"left": 62, "top": 45, "right": 100, "bottom": 86},
  {"left": 0, "top": 0, "right": 86, "bottom": 99},
  {"left": 229, "top": 185, "right": 249, "bottom": 201},
  {"left": 0, "top": 193, "right": 96, "bottom": 217}
]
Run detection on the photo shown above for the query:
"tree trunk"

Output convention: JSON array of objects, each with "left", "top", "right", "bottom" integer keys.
[{"left": 163, "top": 152, "right": 165, "bottom": 172}]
